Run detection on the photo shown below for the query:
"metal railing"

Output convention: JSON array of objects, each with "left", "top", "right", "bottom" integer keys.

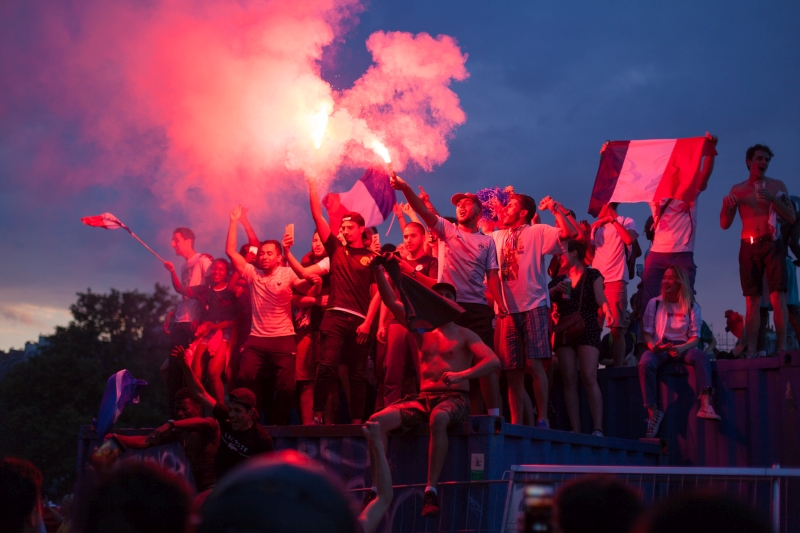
[{"left": 502, "top": 465, "right": 800, "bottom": 533}]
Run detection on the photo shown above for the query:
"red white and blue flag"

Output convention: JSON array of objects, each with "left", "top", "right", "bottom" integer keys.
[
  {"left": 588, "top": 137, "right": 717, "bottom": 216},
  {"left": 323, "top": 166, "right": 396, "bottom": 233},
  {"left": 95, "top": 370, "right": 148, "bottom": 437}
]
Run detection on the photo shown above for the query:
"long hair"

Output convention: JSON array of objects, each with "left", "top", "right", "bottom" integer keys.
[
  {"left": 661, "top": 265, "right": 694, "bottom": 313},
  {"left": 301, "top": 231, "right": 327, "bottom": 267}
]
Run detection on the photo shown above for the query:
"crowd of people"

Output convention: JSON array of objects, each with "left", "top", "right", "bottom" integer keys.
[
  {"left": 1, "top": 454, "right": 773, "bottom": 533},
  {"left": 128, "top": 137, "right": 798, "bottom": 512},
  {"left": 6, "top": 138, "right": 795, "bottom": 531}
]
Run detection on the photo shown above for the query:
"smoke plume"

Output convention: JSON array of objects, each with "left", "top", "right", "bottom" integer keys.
[{"left": 0, "top": 0, "right": 469, "bottom": 225}]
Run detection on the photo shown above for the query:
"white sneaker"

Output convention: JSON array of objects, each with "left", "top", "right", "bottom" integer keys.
[
  {"left": 697, "top": 405, "right": 721, "bottom": 421},
  {"left": 645, "top": 410, "right": 664, "bottom": 438}
]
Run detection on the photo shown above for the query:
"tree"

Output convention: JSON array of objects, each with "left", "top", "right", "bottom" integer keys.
[{"left": 0, "top": 285, "right": 178, "bottom": 495}]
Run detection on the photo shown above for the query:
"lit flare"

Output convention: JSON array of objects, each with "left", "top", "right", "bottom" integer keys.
[{"left": 310, "top": 106, "right": 330, "bottom": 149}]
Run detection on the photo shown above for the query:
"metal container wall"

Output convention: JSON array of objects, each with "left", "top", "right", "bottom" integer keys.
[{"left": 590, "top": 351, "right": 800, "bottom": 466}]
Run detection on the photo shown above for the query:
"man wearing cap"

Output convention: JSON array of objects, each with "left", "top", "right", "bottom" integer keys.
[
  {"left": 173, "top": 346, "right": 273, "bottom": 478},
  {"left": 491, "top": 194, "right": 575, "bottom": 426},
  {"left": 390, "top": 176, "right": 505, "bottom": 416},
  {"left": 304, "top": 179, "right": 381, "bottom": 424},
  {"left": 366, "top": 264, "right": 501, "bottom": 517}
]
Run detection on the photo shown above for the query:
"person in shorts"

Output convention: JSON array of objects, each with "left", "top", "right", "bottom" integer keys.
[
  {"left": 721, "top": 144, "right": 795, "bottom": 356},
  {"left": 591, "top": 202, "right": 639, "bottom": 367},
  {"left": 491, "top": 193, "right": 575, "bottom": 427},
  {"left": 366, "top": 271, "right": 500, "bottom": 518}
]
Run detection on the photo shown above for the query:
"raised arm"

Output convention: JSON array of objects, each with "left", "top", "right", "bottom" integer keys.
[
  {"left": 417, "top": 185, "right": 440, "bottom": 217},
  {"left": 307, "top": 179, "right": 331, "bottom": 244},
  {"left": 541, "top": 196, "right": 578, "bottom": 239},
  {"left": 697, "top": 133, "right": 718, "bottom": 192},
  {"left": 226, "top": 206, "right": 249, "bottom": 275},
  {"left": 442, "top": 329, "right": 501, "bottom": 385},
  {"left": 392, "top": 203, "right": 408, "bottom": 232},
  {"left": 170, "top": 346, "right": 216, "bottom": 412},
  {"left": 605, "top": 206, "right": 636, "bottom": 245},
  {"left": 390, "top": 175, "right": 439, "bottom": 229},
  {"left": 282, "top": 234, "right": 327, "bottom": 280},
  {"left": 239, "top": 207, "right": 261, "bottom": 247}
]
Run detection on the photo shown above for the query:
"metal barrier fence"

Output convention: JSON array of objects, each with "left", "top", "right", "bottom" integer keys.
[
  {"left": 347, "top": 466, "right": 800, "bottom": 533},
  {"left": 502, "top": 465, "right": 800, "bottom": 533}
]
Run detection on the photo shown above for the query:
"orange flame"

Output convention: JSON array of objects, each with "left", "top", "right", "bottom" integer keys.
[{"left": 310, "top": 105, "right": 330, "bottom": 149}]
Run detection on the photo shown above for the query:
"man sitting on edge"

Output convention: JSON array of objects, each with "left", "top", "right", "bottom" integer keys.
[{"left": 365, "top": 256, "right": 500, "bottom": 518}]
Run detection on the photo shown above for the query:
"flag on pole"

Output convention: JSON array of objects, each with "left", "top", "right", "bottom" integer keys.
[
  {"left": 95, "top": 370, "right": 148, "bottom": 437},
  {"left": 81, "top": 212, "right": 167, "bottom": 262},
  {"left": 81, "top": 213, "right": 129, "bottom": 230},
  {"left": 322, "top": 166, "right": 396, "bottom": 234},
  {"left": 588, "top": 136, "right": 717, "bottom": 216}
]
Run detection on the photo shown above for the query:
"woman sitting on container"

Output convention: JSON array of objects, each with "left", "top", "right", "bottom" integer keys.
[{"left": 639, "top": 265, "right": 721, "bottom": 439}]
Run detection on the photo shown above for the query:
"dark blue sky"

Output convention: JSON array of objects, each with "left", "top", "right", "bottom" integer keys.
[{"left": 2, "top": 1, "right": 799, "bottom": 349}]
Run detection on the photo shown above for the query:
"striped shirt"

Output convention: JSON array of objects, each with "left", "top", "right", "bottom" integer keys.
[{"left": 242, "top": 264, "right": 299, "bottom": 337}]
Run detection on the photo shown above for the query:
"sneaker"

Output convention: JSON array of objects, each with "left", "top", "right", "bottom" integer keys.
[
  {"left": 421, "top": 490, "right": 440, "bottom": 517},
  {"left": 697, "top": 405, "right": 721, "bottom": 421},
  {"left": 591, "top": 429, "right": 604, "bottom": 437},
  {"left": 362, "top": 489, "right": 377, "bottom": 508},
  {"left": 535, "top": 420, "right": 550, "bottom": 429},
  {"left": 311, "top": 415, "right": 324, "bottom": 426},
  {"left": 645, "top": 410, "right": 664, "bottom": 438}
]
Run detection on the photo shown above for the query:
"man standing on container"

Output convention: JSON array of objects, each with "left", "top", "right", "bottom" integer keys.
[{"left": 720, "top": 144, "right": 795, "bottom": 356}]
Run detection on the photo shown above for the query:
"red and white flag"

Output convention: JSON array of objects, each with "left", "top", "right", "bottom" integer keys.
[
  {"left": 588, "top": 137, "right": 717, "bottom": 216},
  {"left": 81, "top": 213, "right": 129, "bottom": 231}
]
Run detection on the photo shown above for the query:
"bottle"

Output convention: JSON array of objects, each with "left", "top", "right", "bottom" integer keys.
[{"left": 563, "top": 281, "right": 572, "bottom": 300}]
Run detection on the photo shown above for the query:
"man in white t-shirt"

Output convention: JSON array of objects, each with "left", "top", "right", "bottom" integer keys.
[
  {"left": 226, "top": 206, "right": 315, "bottom": 424},
  {"left": 591, "top": 202, "right": 639, "bottom": 367},
  {"left": 638, "top": 133, "right": 718, "bottom": 318},
  {"left": 492, "top": 193, "right": 575, "bottom": 427},
  {"left": 163, "top": 226, "right": 212, "bottom": 402},
  {"left": 391, "top": 174, "right": 506, "bottom": 416}
]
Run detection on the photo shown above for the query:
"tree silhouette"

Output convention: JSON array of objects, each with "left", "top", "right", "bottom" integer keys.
[{"left": 0, "top": 285, "right": 178, "bottom": 494}]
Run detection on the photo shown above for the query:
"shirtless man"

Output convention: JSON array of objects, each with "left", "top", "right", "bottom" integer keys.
[
  {"left": 365, "top": 258, "right": 501, "bottom": 518},
  {"left": 720, "top": 144, "right": 796, "bottom": 356}
]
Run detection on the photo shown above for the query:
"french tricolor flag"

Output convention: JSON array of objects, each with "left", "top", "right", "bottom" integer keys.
[
  {"left": 95, "top": 369, "right": 148, "bottom": 438},
  {"left": 323, "top": 166, "right": 396, "bottom": 233},
  {"left": 588, "top": 136, "right": 717, "bottom": 216}
]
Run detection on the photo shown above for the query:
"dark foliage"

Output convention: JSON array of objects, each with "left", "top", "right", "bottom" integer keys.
[{"left": 0, "top": 285, "right": 178, "bottom": 495}]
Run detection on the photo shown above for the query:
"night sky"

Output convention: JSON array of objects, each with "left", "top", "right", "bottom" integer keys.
[{"left": 2, "top": 1, "right": 799, "bottom": 350}]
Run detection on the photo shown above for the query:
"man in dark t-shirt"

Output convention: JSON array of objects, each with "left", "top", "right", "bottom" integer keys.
[
  {"left": 172, "top": 347, "right": 273, "bottom": 478},
  {"left": 305, "top": 179, "right": 381, "bottom": 424}
]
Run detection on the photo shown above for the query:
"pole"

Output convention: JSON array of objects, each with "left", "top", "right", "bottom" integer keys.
[
  {"left": 385, "top": 212, "right": 396, "bottom": 237},
  {"left": 127, "top": 230, "right": 167, "bottom": 263}
]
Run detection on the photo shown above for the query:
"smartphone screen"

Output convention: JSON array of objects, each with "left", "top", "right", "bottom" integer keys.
[{"left": 521, "top": 482, "right": 554, "bottom": 533}]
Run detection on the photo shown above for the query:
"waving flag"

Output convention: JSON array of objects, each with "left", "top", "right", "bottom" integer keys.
[
  {"left": 323, "top": 166, "right": 396, "bottom": 233},
  {"left": 81, "top": 213, "right": 129, "bottom": 230},
  {"left": 95, "top": 370, "right": 148, "bottom": 438},
  {"left": 588, "top": 136, "right": 717, "bottom": 216},
  {"left": 81, "top": 212, "right": 166, "bottom": 262}
]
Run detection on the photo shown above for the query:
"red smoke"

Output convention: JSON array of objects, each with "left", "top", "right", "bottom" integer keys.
[{"left": 0, "top": 0, "right": 469, "bottom": 224}]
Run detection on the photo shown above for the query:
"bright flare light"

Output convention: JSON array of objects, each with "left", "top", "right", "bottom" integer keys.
[
  {"left": 310, "top": 106, "right": 330, "bottom": 149},
  {"left": 368, "top": 138, "right": 392, "bottom": 163}
]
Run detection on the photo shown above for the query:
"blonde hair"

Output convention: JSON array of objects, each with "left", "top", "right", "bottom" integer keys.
[{"left": 661, "top": 265, "right": 694, "bottom": 314}]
